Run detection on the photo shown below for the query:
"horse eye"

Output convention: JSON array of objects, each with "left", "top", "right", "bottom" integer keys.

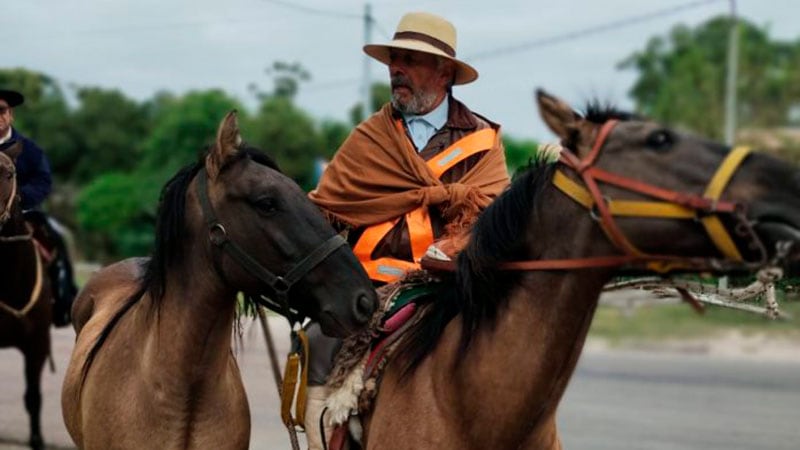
[
  {"left": 646, "top": 130, "right": 673, "bottom": 151},
  {"left": 253, "top": 197, "right": 278, "bottom": 213}
]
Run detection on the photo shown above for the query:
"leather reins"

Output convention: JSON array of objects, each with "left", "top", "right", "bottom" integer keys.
[
  {"left": 499, "top": 120, "right": 766, "bottom": 272},
  {"left": 195, "top": 168, "right": 347, "bottom": 322},
  {"left": 0, "top": 155, "right": 44, "bottom": 319}
]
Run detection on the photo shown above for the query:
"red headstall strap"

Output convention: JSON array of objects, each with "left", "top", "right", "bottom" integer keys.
[{"left": 500, "top": 120, "right": 761, "bottom": 273}]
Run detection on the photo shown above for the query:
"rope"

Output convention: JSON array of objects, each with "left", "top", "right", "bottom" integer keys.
[
  {"left": 603, "top": 267, "right": 789, "bottom": 320},
  {"left": 257, "top": 307, "right": 302, "bottom": 450}
]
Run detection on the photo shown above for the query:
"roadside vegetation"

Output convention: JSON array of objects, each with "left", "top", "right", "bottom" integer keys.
[{"left": 591, "top": 289, "right": 800, "bottom": 343}]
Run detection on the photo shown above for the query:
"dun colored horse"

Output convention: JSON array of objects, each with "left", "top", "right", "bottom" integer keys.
[
  {"left": 359, "top": 91, "right": 800, "bottom": 449},
  {"left": 61, "top": 112, "right": 377, "bottom": 449},
  {"left": 0, "top": 144, "right": 52, "bottom": 450}
]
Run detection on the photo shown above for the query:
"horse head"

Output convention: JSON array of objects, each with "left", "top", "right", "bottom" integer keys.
[
  {"left": 535, "top": 89, "right": 800, "bottom": 272},
  {"left": 190, "top": 111, "right": 377, "bottom": 336},
  {"left": 0, "top": 143, "right": 21, "bottom": 231}
]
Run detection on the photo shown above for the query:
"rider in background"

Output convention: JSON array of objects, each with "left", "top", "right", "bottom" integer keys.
[
  {"left": 304, "top": 12, "right": 511, "bottom": 449},
  {"left": 0, "top": 88, "right": 77, "bottom": 327}
]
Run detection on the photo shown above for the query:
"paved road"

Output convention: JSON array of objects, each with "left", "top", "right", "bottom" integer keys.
[
  {"left": 560, "top": 351, "right": 800, "bottom": 450},
  {"left": 1, "top": 319, "right": 798, "bottom": 449}
]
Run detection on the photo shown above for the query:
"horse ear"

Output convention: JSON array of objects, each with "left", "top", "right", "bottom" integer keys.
[
  {"left": 206, "top": 110, "right": 242, "bottom": 180},
  {"left": 536, "top": 89, "right": 582, "bottom": 141},
  {"left": 3, "top": 142, "right": 23, "bottom": 163}
]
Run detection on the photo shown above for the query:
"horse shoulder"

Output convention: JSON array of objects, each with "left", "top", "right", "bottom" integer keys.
[
  {"left": 63, "top": 257, "right": 148, "bottom": 443},
  {"left": 71, "top": 257, "right": 147, "bottom": 334}
]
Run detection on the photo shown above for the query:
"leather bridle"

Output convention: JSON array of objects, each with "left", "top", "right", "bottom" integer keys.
[
  {"left": 499, "top": 120, "right": 767, "bottom": 272},
  {"left": 0, "top": 155, "right": 18, "bottom": 228},
  {"left": 195, "top": 168, "right": 347, "bottom": 322}
]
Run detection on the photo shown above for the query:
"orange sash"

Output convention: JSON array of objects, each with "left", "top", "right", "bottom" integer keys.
[{"left": 353, "top": 126, "right": 497, "bottom": 282}]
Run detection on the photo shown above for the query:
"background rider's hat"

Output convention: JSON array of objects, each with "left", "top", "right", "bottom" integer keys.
[
  {"left": 0, "top": 89, "right": 24, "bottom": 107},
  {"left": 363, "top": 12, "right": 478, "bottom": 85}
]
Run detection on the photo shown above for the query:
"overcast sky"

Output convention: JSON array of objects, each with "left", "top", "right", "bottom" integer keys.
[{"left": 7, "top": 0, "right": 799, "bottom": 141}]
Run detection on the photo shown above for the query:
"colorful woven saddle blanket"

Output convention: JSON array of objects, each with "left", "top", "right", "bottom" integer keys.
[{"left": 324, "top": 271, "right": 450, "bottom": 427}]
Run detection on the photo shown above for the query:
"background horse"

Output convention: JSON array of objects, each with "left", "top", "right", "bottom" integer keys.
[
  {"left": 359, "top": 90, "right": 800, "bottom": 449},
  {"left": 61, "top": 112, "right": 377, "bottom": 449},
  {"left": 0, "top": 144, "right": 52, "bottom": 450}
]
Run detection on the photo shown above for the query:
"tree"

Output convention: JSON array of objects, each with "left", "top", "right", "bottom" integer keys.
[
  {"left": 247, "top": 96, "right": 325, "bottom": 190},
  {"left": 0, "top": 68, "right": 74, "bottom": 179},
  {"left": 68, "top": 87, "right": 149, "bottom": 183},
  {"left": 76, "top": 89, "right": 243, "bottom": 259},
  {"left": 503, "top": 136, "right": 539, "bottom": 176},
  {"left": 619, "top": 16, "right": 800, "bottom": 139},
  {"left": 247, "top": 61, "right": 329, "bottom": 189},
  {"left": 250, "top": 61, "right": 311, "bottom": 103},
  {"left": 140, "top": 89, "right": 243, "bottom": 174},
  {"left": 349, "top": 82, "right": 392, "bottom": 125}
]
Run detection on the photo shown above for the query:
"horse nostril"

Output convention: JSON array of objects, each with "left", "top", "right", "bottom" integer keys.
[{"left": 353, "top": 292, "right": 377, "bottom": 324}]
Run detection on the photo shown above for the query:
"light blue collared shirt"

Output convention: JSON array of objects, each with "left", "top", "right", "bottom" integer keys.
[{"left": 402, "top": 96, "right": 449, "bottom": 152}]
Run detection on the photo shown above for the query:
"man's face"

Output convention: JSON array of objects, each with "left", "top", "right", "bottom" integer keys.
[
  {"left": 388, "top": 49, "right": 453, "bottom": 115},
  {"left": 0, "top": 100, "right": 13, "bottom": 137}
]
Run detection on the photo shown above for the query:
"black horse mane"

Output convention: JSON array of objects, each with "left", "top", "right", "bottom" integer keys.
[
  {"left": 396, "top": 160, "right": 559, "bottom": 377},
  {"left": 583, "top": 101, "right": 641, "bottom": 124},
  {"left": 81, "top": 145, "right": 279, "bottom": 382},
  {"left": 396, "top": 101, "right": 643, "bottom": 377}
]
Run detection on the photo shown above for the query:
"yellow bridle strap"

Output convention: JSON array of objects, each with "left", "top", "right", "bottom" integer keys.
[
  {"left": 699, "top": 146, "right": 752, "bottom": 262},
  {"left": 704, "top": 146, "right": 752, "bottom": 199},
  {"left": 553, "top": 171, "right": 696, "bottom": 219},
  {"left": 553, "top": 145, "right": 754, "bottom": 263},
  {"left": 701, "top": 215, "right": 742, "bottom": 261},
  {"left": 280, "top": 328, "right": 310, "bottom": 429}
]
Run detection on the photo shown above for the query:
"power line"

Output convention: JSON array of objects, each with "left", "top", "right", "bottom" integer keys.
[
  {"left": 370, "top": 16, "right": 393, "bottom": 40},
  {"left": 307, "top": 0, "right": 724, "bottom": 92},
  {"left": 1, "top": 17, "right": 278, "bottom": 41},
  {"left": 304, "top": 77, "right": 359, "bottom": 93},
  {"left": 466, "top": 0, "right": 724, "bottom": 61},
  {"left": 258, "top": 0, "right": 361, "bottom": 20},
  {"left": 259, "top": 0, "right": 392, "bottom": 40}
]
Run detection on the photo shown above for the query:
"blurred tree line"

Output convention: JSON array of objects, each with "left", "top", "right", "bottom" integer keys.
[
  {"left": 0, "top": 63, "right": 537, "bottom": 262},
  {"left": 620, "top": 16, "right": 800, "bottom": 163},
  {"left": 2, "top": 15, "right": 798, "bottom": 264}
]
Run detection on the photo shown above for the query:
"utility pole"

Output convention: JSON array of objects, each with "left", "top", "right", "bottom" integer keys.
[
  {"left": 362, "top": 3, "right": 373, "bottom": 119},
  {"left": 723, "top": 0, "right": 739, "bottom": 145}
]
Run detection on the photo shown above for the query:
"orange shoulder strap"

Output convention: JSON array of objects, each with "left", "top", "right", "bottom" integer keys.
[{"left": 426, "top": 128, "right": 497, "bottom": 178}]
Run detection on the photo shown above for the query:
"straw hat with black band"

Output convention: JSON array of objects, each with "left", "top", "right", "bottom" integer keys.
[
  {"left": 0, "top": 89, "right": 24, "bottom": 107},
  {"left": 363, "top": 12, "right": 478, "bottom": 85}
]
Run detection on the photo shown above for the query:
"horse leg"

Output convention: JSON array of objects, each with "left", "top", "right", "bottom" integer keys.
[{"left": 23, "top": 344, "right": 47, "bottom": 450}]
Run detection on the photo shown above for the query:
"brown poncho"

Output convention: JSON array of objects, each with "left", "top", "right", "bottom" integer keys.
[{"left": 309, "top": 104, "right": 510, "bottom": 235}]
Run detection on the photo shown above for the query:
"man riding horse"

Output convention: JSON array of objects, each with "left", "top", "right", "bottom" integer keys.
[
  {"left": 0, "top": 88, "right": 77, "bottom": 327},
  {"left": 304, "top": 11, "right": 511, "bottom": 449}
]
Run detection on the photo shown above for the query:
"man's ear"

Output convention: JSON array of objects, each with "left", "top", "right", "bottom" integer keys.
[{"left": 535, "top": 89, "right": 582, "bottom": 141}]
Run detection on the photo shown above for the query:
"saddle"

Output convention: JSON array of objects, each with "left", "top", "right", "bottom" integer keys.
[
  {"left": 23, "top": 210, "right": 77, "bottom": 327},
  {"left": 323, "top": 272, "right": 451, "bottom": 449}
]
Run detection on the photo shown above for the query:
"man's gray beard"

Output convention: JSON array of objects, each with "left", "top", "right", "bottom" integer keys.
[{"left": 391, "top": 89, "right": 439, "bottom": 115}]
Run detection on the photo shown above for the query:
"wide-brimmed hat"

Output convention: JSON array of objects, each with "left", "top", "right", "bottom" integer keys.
[
  {"left": 0, "top": 89, "right": 24, "bottom": 107},
  {"left": 363, "top": 12, "right": 478, "bottom": 85}
]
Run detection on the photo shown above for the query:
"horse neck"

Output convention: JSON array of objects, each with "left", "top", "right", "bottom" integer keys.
[
  {"left": 144, "top": 253, "right": 238, "bottom": 381},
  {"left": 454, "top": 271, "right": 607, "bottom": 443},
  {"left": 446, "top": 188, "right": 617, "bottom": 447}
]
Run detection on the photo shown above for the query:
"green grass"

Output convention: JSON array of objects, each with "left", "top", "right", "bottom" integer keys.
[{"left": 589, "top": 292, "right": 800, "bottom": 344}]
